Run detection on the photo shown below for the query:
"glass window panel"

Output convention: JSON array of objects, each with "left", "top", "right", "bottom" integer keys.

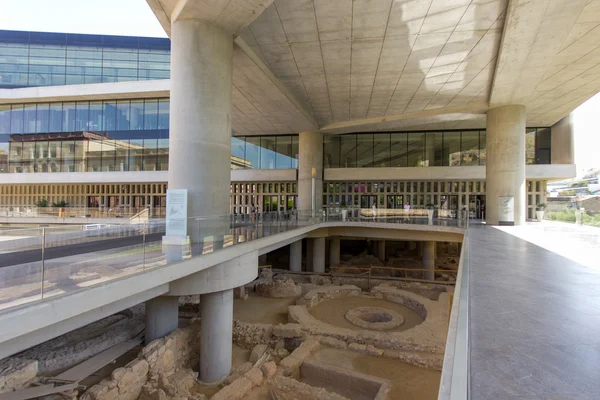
[
  {"left": 0, "top": 105, "right": 11, "bottom": 134},
  {"left": 130, "top": 100, "right": 144, "bottom": 130},
  {"left": 116, "top": 100, "right": 130, "bottom": 131},
  {"left": 115, "top": 139, "right": 129, "bottom": 171},
  {"left": 156, "top": 138, "right": 169, "bottom": 171},
  {"left": 85, "top": 101, "right": 102, "bottom": 131},
  {"left": 526, "top": 129, "right": 536, "bottom": 165},
  {"left": 373, "top": 134, "right": 390, "bottom": 167},
  {"left": 444, "top": 131, "right": 461, "bottom": 166},
  {"left": 323, "top": 135, "right": 340, "bottom": 168},
  {"left": 0, "top": 141, "right": 9, "bottom": 173},
  {"left": 142, "top": 138, "right": 157, "bottom": 171},
  {"left": 356, "top": 134, "right": 374, "bottom": 168},
  {"left": 231, "top": 137, "right": 246, "bottom": 169},
  {"left": 460, "top": 131, "right": 479, "bottom": 166},
  {"left": 103, "top": 101, "right": 117, "bottom": 131},
  {"left": 407, "top": 133, "right": 425, "bottom": 167},
  {"left": 36, "top": 103, "right": 50, "bottom": 133},
  {"left": 245, "top": 136, "right": 260, "bottom": 169},
  {"left": 425, "top": 132, "right": 443, "bottom": 166},
  {"left": 291, "top": 135, "right": 299, "bottom": 169},
  {"left": 128, "top": 139, "right": 144, "bottom": 171},
  {"left": 260, "top": 136, "right": 276, "bottom": 169},
  {"left": 49, "top": 103, "right": 62, "bottom": 132},
  {"left": 535, "top": 128, "right": 551, "bottom": 164},
  {"left": 158, "top": 99, "right": 169, "bottom": 129},
  {"left": 340, "top": 134, "right": 356, "bottom": 168},
  {"left": 100, "top": 139, "right": 117, "bottom": 171},
  {"left": 23, "top": 103, "right": 37, "bottom": 133},
  {"left": 62, "top": 102, "right": 76, "bottom": 131},
  {"left": 75, "top": 102, "right": 89, "bottom": 131},
  {"left": 10, "top": 104, "right": 24, "bottom": 133},
  {"left": 86, "top": 139, "right": 103, "bottom": 172},
  {"left": 390, "top": 133, "right": 407, "bottom": 167},
  {"left": 143, "top": 99, "right": 158, "bottom": 130},
  {"left": 479, "top": 131, "right": 486, "bottom": 166},
  {"left": 275, "top": 136, "right": 292, "bottom": 169}
]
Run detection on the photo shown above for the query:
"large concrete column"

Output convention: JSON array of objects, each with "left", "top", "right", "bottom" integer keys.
[
  {"left": 329, "top": 238, "right": 340, "bottom": 266},
  {"left": 423, "top": 241, "right": 435, "bottom": 281},
  {"left": 298, "top": 132, "right": 323, "bottom": 214},
  {"left": 486, "top": 105, "right": 526, "bottom": 225},
  {"left": 169, "top": 20, "right": 232, "bottom": 240},
  {"left": 312, "top": 238, "right": 326, "bottom": 273},
  {"left": 290, "top": 241, "right": 302, "bottom": 272},
  {"left": 200, "top": 289, "right": 233, "bottom": 383},
  {"left": 145, "top": 296, "right": 179, "bottom": 344}
]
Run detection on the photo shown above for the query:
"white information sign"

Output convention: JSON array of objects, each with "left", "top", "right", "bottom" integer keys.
[
  {"left": 498, "top": 196, "right": 514, "bottom": 225},
  {"left": 166, "top": 189, "right": 188, "bottom": 237}
]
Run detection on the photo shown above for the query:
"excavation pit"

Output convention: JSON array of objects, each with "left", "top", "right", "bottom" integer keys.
[{"left": 345, "top": 307, "right": 404, "bottom": 331}]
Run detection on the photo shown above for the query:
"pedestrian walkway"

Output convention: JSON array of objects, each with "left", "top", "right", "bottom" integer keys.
[{"left": 469, "top": 223, "right": 600, "bottom": 399}]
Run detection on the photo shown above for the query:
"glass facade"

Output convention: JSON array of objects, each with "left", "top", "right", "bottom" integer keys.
[
  {"left": 526, "top": 127, "right": 551, "bottom": 165},
  {"left": 231, "top": 136, "right": 298, "bottom": 170},
  {"left": 324, "top": 131, "right": 489, "bottom": 168},
  {"left": 0, "top": 30, "right": 170, "bottom": 88}
]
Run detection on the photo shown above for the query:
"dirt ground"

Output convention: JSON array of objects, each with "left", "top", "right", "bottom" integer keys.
[
  {"left": 309, "top": 348, "right": 441, "bottom": 400},
  {"left": 233, "top": 293, "right": 301, "bottom": 325},
  {"left": 308, "top": 296, "right": 423, "bottom": 332}
]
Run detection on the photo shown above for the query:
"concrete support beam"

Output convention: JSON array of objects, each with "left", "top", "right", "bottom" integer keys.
[
  {"left": 551, "top": 114, "right": 575, "bottom": 164},
  {"left": 200, "top": 289, "right": 233, "bottom": 383},
  {"left": 312, "top": 238, "right": 326, "bottom": 273},
  {"left": 145, "top": 296, "right": 179, "bottom": 344},
  {"left": 329, "top": 238, "right": 340, "bottom": 266},
  {"left": 486, "top": 105, "right": 526, "bottom": 225},
  {"left": 168, "top": 20, "right": 232, "bottom": 241},
  {"left": 298, "top": 132, "right": 323, "bottom": 213},
  {"left": 290, "top": 241, "right": 302, "bottom": 272},
  {"left": 377, "top": 240, "right": 386, "bottom": 262},
  {"left": 423, "top": 241, "right": 436, "bottom": 281}
]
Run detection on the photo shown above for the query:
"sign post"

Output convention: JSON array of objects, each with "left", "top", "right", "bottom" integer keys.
[
  {"left": 163, "top": 189, "right": 190, "bottom": 261},
  {"left": 498, "top": 196, "right": 514, "bottom": 226}
]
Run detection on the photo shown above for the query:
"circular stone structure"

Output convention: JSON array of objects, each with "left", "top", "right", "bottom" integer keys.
[{"left": 345, "top": 306, "right": 405, "bottom": 331}]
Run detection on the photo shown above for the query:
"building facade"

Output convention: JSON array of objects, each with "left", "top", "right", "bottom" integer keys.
[{"left": 0, "top": 30, "right": 575, "bottom": 220}]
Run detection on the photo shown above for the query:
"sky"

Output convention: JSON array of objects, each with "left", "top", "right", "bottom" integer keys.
[{"left": 0, "top": 0, "right": 599, "bottom": 177}]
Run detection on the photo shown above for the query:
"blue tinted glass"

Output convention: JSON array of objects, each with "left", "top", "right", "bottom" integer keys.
[
  {"left": 75, "top": 102, "right": 89, "bottom": 130},
  {"left": 0, "top": 105, "right": 11, "bottom": 133},
  {"left": 158, "top": 99, "right": 169, "bottom": 129},
  {"left": 260, "top": 137, "right": 276, "bottom": 169},
  {"left": 36, "top": 103, "right": 50, "bottom": 133},
  {"left": 116, "top": 101, "right": 130, "bottom": 130},
  {"left": 62, "top": 102, "right": 76, "bottom": 131},
  {"left": 89, "top": 101, "right": 103, "bottom": 131},
  {"left": 231, "top": 137, "right": 245, "bottom": 168},
  {"left": 49, "top": 103, "right": 62, "bottom": 132},
  {"left": 23, "top": 104, "right": 37, "bottom": 133},
  {"left": 10, "top": 104, "right": 23, "bottom": 133},
  {"left": 275, "top": 136, "right": 292, "bottom": 169},
  {"left": 143, "top": 100, "right": 158, "bottom": 130},
  {"left": 103, "top": 101, "right": 117, "bottom": 131},
  {"left": 245, "top": 137, "right": 260, "bottom": 169},
  {"left": 130, "top": 100, "right": 144, "bottom": 130}
]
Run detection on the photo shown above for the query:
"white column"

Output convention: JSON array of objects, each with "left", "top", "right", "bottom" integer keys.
[
  {"left": 312, "top": 238, "right": 326, "bottom": 273},
  {"left": 298, "top": 132, "right": 323, "bottom": 214},
  {"left": 200, "top": 289, "right": 233, "bottom": 383},
  {"left": 145, "top": 296, "right": 179, "bottom": 344},
  {"left": 169, "top": 20, "right": 233, "bottom": 240},
  {"left": 423, "top": 241, "right": 435, "bottom": 281},
  {"left": 290, "top": 241, "right": 302, "bottom": 272},
  {"left": 329, "top": 238, "right": 340, "bottom": 266},
  {"left": 486, "top": 105, "right": 526, "bottom": 225}
]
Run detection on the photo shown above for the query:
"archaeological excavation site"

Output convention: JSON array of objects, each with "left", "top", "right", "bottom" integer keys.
[{"left": 0, "top": 238, "right": 460, "bottom": 400}]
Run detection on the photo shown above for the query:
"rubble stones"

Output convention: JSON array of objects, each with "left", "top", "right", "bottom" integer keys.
[
  {"left": 0, "top": 359, "right": 38, "bottom": 394},
  {"left": 249, "top": 344, "right": 268, "bottom": 363},
  {"left": 273, "top": 323, "right": 303, "bottom": 338},
  {"left": 296, "top": 285, "right": 361, "bottom": 308},
  {"left": 243, "top": 367, "right": 264, "bottom": 386},
  {"left": 211, "top": 377, "right": 253, "bottom": 400},
  {"left": 260, "top": 361, "right": 277, "bottom": 379},
  {"left": 255, "top": 278, "right": 302, "bottom": 298},
  {"left": 269, "top": 375, "right": 350, "bottom": 400},
  {"left": 232, "top": 320, "right": 274, "bottom": 348},
  {"left": 348, "top": 343, "right": 384, "bottom": 356}
]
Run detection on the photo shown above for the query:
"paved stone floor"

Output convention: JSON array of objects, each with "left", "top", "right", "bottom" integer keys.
[{"left": 469, "top": 223, "right": 600, "bottom": 399}]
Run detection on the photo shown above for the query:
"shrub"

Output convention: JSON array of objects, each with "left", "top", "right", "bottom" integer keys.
[
  {"left": 51, "top": 200, "right": 69, "bottom": 208},
  {"left": 35, "top": 199, "right": 48, "bottom": 208}
]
